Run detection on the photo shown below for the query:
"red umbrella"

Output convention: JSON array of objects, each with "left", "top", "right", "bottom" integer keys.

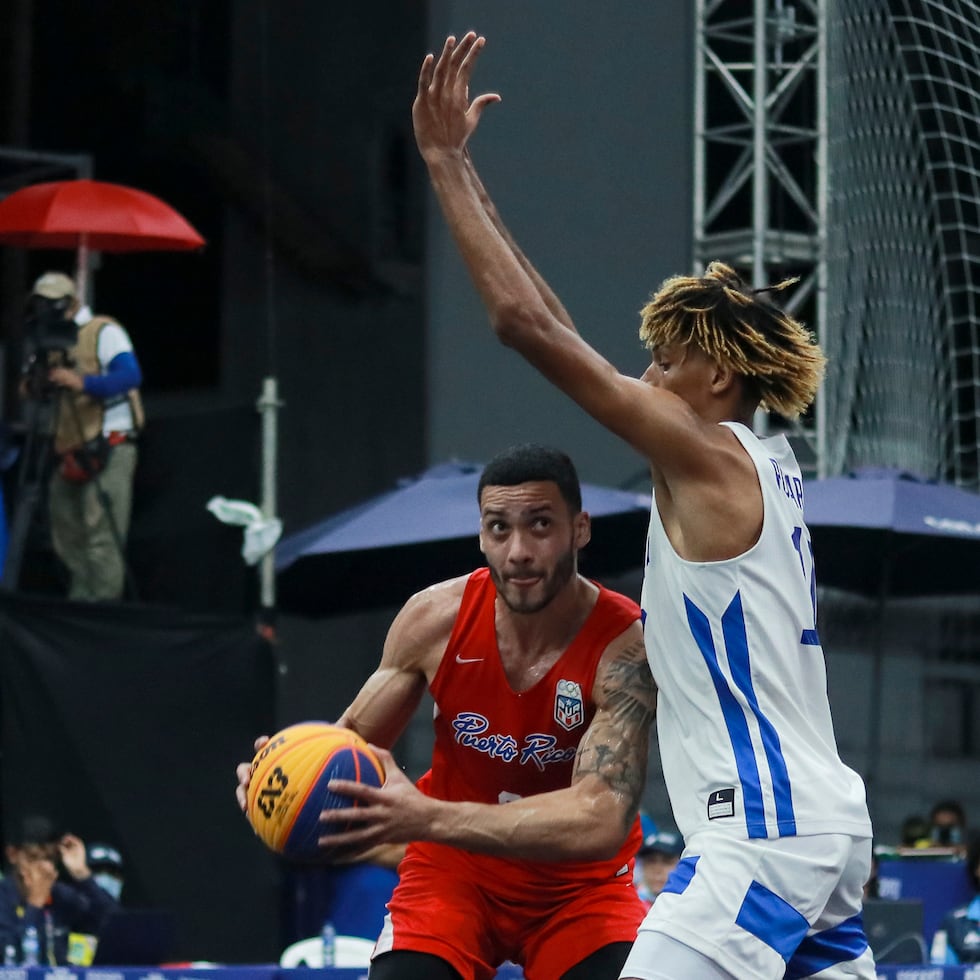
[
  {"left": 0, "top": 178, "right": 205, "bottom": 251},
  {"left": 0, "top": 178, "right": 205, "bottom": 302}
]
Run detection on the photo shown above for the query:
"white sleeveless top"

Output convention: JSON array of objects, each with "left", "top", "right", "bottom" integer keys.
[{"left": 641, "top": 422, "right": 872, "bottom": 842}]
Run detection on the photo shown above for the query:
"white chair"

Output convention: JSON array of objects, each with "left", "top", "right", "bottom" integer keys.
[{"left": 279, "top": 934, "right": 376, "bottom": 968}]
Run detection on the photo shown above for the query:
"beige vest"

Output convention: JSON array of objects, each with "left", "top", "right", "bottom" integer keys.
[{"left": 53, "top": 315, "right": 145, "bottom": 453}]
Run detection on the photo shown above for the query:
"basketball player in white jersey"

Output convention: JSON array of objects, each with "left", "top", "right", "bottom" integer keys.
[{"left": 412, "top": 32, "right": 876, "bottom": 980}]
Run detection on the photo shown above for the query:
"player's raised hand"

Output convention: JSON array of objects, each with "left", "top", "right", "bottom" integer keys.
[
  {"left": 413, "top": 32, "right": 500, "bottom": 163},
  {"left": 58, "top": 833, "right": 90, "bottom": 880}
]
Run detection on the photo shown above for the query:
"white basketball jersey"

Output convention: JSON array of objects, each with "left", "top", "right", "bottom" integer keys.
[{"left": 641, "top": 422, "right": 871, "bottom": 842}]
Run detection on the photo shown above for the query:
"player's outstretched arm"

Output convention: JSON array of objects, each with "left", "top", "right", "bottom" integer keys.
[
  {"left": 322, "top": 621, "right": 656, "bottom": 862},
  {"left": 462, "top": 149, "right": 577, "bottom": 334},
  {"left": 414, "top": 33, "right": 736, "bottom": 486}
]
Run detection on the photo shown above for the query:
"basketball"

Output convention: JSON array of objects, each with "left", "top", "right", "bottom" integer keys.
[{"left": 245, "top": 722, "right": 385, "bottom": 861}]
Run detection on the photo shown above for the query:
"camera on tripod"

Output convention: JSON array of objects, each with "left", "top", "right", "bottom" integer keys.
[{"left": 21, "top": 294, "right": 78, "bottom": 400}]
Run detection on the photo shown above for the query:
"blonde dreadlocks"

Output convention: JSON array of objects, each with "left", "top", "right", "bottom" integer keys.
[{"left": 638, "top": 261, "right": 826, "bottom": 419}]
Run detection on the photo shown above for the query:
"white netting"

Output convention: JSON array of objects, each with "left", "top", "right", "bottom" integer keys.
[{"left": 824, "top": 0, "right": 980, "bottom": 488}]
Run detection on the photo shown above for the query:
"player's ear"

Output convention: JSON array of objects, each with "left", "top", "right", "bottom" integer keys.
[
  {"left": 573, "top": 511, "right": 591, "bottom": 551},
  {"left": 709, "top": 359, "right": 736, "bottom": 396}
]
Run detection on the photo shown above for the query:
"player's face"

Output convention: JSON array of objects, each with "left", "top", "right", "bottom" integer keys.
[
  {"left": 641, "top": 343, "right": 716, "bottom": 417},
  {"left": 479, "top": 481, "right": 590, "bottom": 614}
]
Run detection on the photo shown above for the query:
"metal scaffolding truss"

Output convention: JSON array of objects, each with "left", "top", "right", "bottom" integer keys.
[{"left": 694, "top": 0, "right": 826, "bottom": 475}]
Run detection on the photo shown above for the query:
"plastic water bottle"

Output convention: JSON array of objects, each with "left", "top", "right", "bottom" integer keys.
[
  {"left": 320, "top": 920, "right": 336, "bottom": 967},
  {"left": 4, "top": 944, "right": 17, "bottom": 966},
  {"left": 21, "top": 925, "right": 39, "bottom": 966}
]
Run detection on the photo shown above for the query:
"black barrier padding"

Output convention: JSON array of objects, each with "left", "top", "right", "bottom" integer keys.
[{"left": 0, "top": 593, "right": 281, "bottom": 963}]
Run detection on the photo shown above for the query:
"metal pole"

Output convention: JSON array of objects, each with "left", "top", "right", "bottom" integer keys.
[
  {"left": 753, "top": 0, "right": 770, "bottom": 436},
  {"left": 815, "top": 0, "right": 829, "bottom": 479},
  {"left": 693, "top": 0, "right": 707, "bottom": 275},
  {"left": 257, "top": 375, "right": 280, "bottom": 611}
]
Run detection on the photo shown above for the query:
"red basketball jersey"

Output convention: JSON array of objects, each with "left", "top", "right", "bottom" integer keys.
[{"left": 418, "top": 567, "right": 643, "bottom": 883}]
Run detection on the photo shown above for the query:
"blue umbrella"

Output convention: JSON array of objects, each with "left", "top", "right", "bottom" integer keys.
[
  {"left": 804, "top": 466, "right": 980, "bottom": 597},
  {"left": 804, "top": 466, "right": 980, "bottom": 786},
  {"left": 275, "top": 461, "right": 651, "bottom": 616}
]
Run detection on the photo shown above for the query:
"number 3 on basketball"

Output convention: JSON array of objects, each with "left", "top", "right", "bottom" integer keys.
[{"left": 258, "top": 766, "right": 288, "bottom": 818}]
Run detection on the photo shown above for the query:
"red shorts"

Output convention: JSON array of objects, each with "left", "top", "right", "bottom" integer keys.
[{"left": 373, "top": 843, "right": 645, "bottom": 980}]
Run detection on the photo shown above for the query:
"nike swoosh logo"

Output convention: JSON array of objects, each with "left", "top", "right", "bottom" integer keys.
[{"left": 455, "top": 654, "right": 484, "bottom": 664}]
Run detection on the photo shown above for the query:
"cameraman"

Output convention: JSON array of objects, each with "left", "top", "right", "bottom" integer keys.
[{"left": 26, "top": 271, "right": 143, "bottom": 601}]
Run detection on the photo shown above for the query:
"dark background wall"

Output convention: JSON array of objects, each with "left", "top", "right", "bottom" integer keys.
[{"left": 0, "top": 593, "right": 279, "bottom": 963}]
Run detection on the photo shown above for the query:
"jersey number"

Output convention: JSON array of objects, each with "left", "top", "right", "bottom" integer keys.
[{"left": 791, "top": 526, "right": 820, "bottom": 646}]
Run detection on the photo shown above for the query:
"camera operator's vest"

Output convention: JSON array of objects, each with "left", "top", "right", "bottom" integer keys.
[{"left": 54, "top": 315, "right": 145, "bottom": 454}]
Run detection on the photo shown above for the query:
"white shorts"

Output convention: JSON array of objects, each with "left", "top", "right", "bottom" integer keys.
[{"left": 621, "top": 832, "right": 878, "bottom": 980}]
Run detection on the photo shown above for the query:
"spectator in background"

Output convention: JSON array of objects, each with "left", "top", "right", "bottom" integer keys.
[
  {"left": 0, "top": 815, "right": 118, "bottom": 964},
  {"left": 900, "top": 814, "right": 931, "bottom": 849},
  {"left": 634, "top": 820, "right": 684, "bottom": 910},
  {"left": 930, "top": 800, "right": 968, "bottom": 854},
  {"left": 930, "top": 833, "right": 980, "bottom": 965}
]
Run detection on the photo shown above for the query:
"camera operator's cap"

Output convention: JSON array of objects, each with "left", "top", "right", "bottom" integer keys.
[{"left": 32, "top": 271, "right": 76, "bottom": 301}]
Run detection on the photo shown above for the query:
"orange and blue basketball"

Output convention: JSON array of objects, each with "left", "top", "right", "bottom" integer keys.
[{"left": 245, "top": 722, "right": 385, "bottom": 861}]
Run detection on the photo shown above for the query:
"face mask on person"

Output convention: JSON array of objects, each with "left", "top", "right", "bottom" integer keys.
[{"left": 93, "top": 873, "right": 123, "bottom": 901}]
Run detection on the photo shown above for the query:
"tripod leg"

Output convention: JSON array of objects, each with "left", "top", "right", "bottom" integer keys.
[
  {"left": 2, "top": 405, "right": 56, "bottom": 591},
  {"left": 3, "top": 481, "right": 43, "bottom": 589}
]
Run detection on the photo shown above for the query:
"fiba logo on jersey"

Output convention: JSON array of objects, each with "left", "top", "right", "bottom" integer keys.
[{"left": 554, "top": 679, "right": 584, "bottom": 731}]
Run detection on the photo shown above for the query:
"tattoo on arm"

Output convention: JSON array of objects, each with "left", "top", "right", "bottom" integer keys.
[{"left": 573, "top": 638, "right": 657, "bottom": 830}]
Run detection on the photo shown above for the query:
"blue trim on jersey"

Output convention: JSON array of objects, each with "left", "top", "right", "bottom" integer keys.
[
  {"left": 801, "top": 544, "right": 820, "bottom": 645},
  {"left": 783, "top": 913, "right": 869, "bottom": 978},
  {"left": 660, "top": 855, "right": 699, "bottom": 896},
  {"left": 735, "top": 879, "right": 809, "bottom": 961},
  {"left": 721, "top": 593, "right": 797, "bottom": 836},
  {"left": 685, "top": 596, "right": 767, "bottom": 838},
  {"left": 792, "top": 526, "right": 821, "bottom": 646}
]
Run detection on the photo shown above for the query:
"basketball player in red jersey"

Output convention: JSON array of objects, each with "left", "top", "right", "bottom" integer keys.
[{"left": 238, "top": 443, "right": 656, "bottom": 980}]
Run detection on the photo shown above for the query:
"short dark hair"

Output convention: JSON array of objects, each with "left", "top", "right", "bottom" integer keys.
[
  {"left": 478, "top": 444, "right": 582, "bottom": 514},
  {"left": 9, "top": 814, "right": 61, "bottom": 847}
]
